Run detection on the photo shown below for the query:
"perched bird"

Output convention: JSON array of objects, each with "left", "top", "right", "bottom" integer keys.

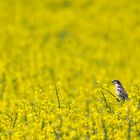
[{"left": 112, "top": 80, "right": 130, "bottom": 100}]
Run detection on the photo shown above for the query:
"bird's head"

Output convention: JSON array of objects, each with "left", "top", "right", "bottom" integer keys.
[{"left": 112, "top": 80, "right": 121, "bottom": 85}]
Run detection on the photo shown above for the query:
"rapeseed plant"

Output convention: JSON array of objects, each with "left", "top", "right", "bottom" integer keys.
[{"left": 0, "top": 0, "right": 140, "bottom": 139}]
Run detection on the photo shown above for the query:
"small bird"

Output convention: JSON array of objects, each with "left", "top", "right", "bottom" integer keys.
[{"left": 112, "top": 80, "right": 130, "bottom": 101}]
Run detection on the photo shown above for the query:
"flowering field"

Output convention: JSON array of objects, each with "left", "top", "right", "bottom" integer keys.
[{"left": 0, "top": 0, "right": 140, "bottom": 139}]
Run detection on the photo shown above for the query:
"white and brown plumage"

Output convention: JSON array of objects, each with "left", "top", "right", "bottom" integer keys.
[{"left": 112, "top": 80, "right": 130, "bottom": 100}]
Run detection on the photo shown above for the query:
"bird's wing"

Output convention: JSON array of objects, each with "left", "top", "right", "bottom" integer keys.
[
  {"left": 117, "top": 87, "right": 129, "bottom": 100},
  {"left": 120, "top": 88, "right": 128, "bottom": 97}
]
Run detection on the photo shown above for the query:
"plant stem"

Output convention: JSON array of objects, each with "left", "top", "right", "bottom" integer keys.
[
  {"left": 100, "top": 87, "right": 120, "bottom": 102},
  {"left": 100, "top": 90, "right": 113, "bottom": 113},
  {"left": 55, "top": 84, "right": 61, "bottom": 109}
]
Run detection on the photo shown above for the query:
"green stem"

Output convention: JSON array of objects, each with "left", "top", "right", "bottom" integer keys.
[
  {"left": 55, "top": 84, "right": 61, "bottom": 109},
  {"left": 100, "top": 87, "right": 120, "bottom": 102},
  {"left": 100, "top": 90, "right": 114, "bottom": 113}
]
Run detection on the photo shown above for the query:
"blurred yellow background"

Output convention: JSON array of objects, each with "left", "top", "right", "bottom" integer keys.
[{"left": 0, "top": 0, "right": 140, "bottom": 139}]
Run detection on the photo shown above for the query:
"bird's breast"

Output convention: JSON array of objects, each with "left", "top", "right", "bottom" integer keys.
[
  {"left": 115, "top": 85, "right": 122, "bottom": 95},
  {"left": 116, "top": 88, "right": 121, "bottom": 95}
]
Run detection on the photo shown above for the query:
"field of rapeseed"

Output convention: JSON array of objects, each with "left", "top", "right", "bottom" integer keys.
[{"left": 0, "top": 0, "right": 140, "bottom": 139}]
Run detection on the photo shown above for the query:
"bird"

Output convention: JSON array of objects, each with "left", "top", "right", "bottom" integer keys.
[{"left": 112, "top": 80, "right": 130, "bottom": 101}]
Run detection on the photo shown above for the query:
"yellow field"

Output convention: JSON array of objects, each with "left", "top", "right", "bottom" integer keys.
[{"left": 0, "top": 0, "right": 140, "bottom": 139}]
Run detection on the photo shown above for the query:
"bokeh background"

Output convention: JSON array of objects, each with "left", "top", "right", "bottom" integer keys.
[
  {"left": 1, "top": 0, "right": 140, "bottom": 89},
  {"left": 0, "top": 0, "right": 140, "bottom": 139}
]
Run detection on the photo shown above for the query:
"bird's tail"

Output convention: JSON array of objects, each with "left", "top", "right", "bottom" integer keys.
[{"left": 125, "top": 97, "right": 130, "bottom": 100}]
